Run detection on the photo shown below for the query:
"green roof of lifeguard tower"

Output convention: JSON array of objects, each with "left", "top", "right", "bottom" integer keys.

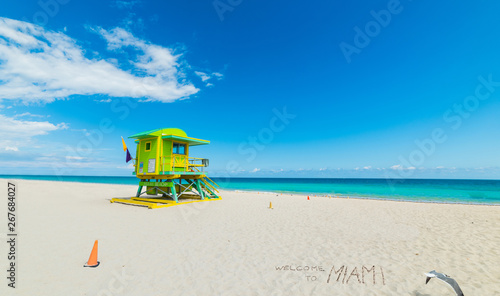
[{"left": 128, "top": 128, "right": 210, "bottom": 146}]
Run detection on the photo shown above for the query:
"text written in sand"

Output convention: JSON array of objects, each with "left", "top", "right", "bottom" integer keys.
[
  {"left": 327, "top": 265, "right": 386, "bottom": 285},
  {"left": 275, "top": 264, "right": 386, "bottom": 284}
]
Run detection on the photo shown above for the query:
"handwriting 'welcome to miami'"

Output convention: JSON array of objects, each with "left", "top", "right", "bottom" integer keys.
[{"left": 275, "top": 264, "right": 386, "bottom": 285}]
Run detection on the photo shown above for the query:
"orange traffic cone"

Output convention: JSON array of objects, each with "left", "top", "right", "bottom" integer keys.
[
  {"left": 307, "top": 196, "right": 310, "bottom": 200},
  {"left": 84, "top": 240, "right": 100, "bottom": 268}
]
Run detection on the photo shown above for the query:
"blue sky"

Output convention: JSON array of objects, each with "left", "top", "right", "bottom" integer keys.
[{"left": 0, "top": 0, "right": 499, "bottom": 178}]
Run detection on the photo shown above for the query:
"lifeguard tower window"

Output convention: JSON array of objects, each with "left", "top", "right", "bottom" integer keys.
[
  {"left": 145, "top": 141, "right": 151, "bottom": 151},
  {"left": 173, "top": 143, "right": 186, "bottom": 155}
]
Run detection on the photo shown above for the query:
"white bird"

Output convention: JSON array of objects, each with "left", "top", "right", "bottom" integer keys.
[{"left": 425, "top": 270, "right": 464, "bottom": 296}]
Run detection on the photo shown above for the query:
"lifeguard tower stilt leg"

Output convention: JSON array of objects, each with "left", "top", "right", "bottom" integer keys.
[
  {"left": 170, "top": 179, "right": 178, "bottom": 202},
  {"left": 194, "top": 179, "right": 204, "bottom": 200}
]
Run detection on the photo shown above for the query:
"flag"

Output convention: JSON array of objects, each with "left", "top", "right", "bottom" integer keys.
[
  {"left": 126, "top": 148, "right": 132, "bottom": 163},
  {"left": 121, "top": 136, "right": 127, "bottom": 152},
  {"left": 126, "top": 149, "right": 132, "bottom": 163}
]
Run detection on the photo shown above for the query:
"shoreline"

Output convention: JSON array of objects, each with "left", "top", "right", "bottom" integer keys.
[
  {"left": 231, "top": 188, "right": 500, "bottom": 207},
  {"left": 3, "top": 178, "right": 498, "bottom": 206}
]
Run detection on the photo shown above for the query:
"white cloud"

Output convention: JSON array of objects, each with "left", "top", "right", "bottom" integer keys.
[
  {"left": 195, "top": 71, "right": 211, "bottom": 82},
  {"left": 250, "top": 168, "right": 260, "bottom": 173},
  {"left": 14, "top": 112, "right": 47, "bottom": 118},
  {"left": 117, "top": 163, "right": 135, "bottom": 169},
  {"left": 5, "top": 146, "right": 18, "bottom": 151},
  {"left": 71, "top": 128, "right": 91, "bottom": 136},
  {"left": 363, "top": 166, "right": 372, "bottom": 170},
  {"left": 65, "top": 156, "right": 85, "bottom": 161},
  {"left": 389, "top": 164, "right": 420, "bottom": 171},
  {"left": 95, "top": 99, "right": 112, "bottom": 103},
  {"left": 114, "top": 0, "right": 141, "bottom": 10},
  {"left": 0, "top": 114, "right": 67, "bottom": 150},
  {"left": 194, "top": 70, "right": 224, "bottom": 86},
  {"left": 0, "top": 114, "right": 67, "bottom": 138},
  {"left": 212, "top": 72, "right": 223, "bottom": 80},
  {"left": 0, "top": 158, "right": 118, "bottom": 170},
  {"left": 0, "top": 17, "right": 200, "bottom": 103}
]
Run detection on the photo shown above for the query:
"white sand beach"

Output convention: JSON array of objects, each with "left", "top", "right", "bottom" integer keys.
[{"left": 1, "top": 179, "right": 499, "bottom": 296}]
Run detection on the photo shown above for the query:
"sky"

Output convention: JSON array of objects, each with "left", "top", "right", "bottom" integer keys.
[{"left": 0, "top": 0, "right": 500, "bottom": 178}]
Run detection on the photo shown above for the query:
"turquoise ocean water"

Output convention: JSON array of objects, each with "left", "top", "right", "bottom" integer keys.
[{"left": 1, "top": 175, "right": 499, "bottom": 205}]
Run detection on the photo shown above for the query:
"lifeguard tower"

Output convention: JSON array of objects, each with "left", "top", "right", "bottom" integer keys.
[{"left": 111, "top": 128, "right": 220, "bottom": 209}]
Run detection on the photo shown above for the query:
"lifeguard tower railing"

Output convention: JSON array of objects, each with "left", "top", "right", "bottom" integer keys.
[
  {"left": 131, "top": 156, "right": 209, "bottom": 174},
  {"left": 162, "top": 156, "right": 208, "bottom": 173}
]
